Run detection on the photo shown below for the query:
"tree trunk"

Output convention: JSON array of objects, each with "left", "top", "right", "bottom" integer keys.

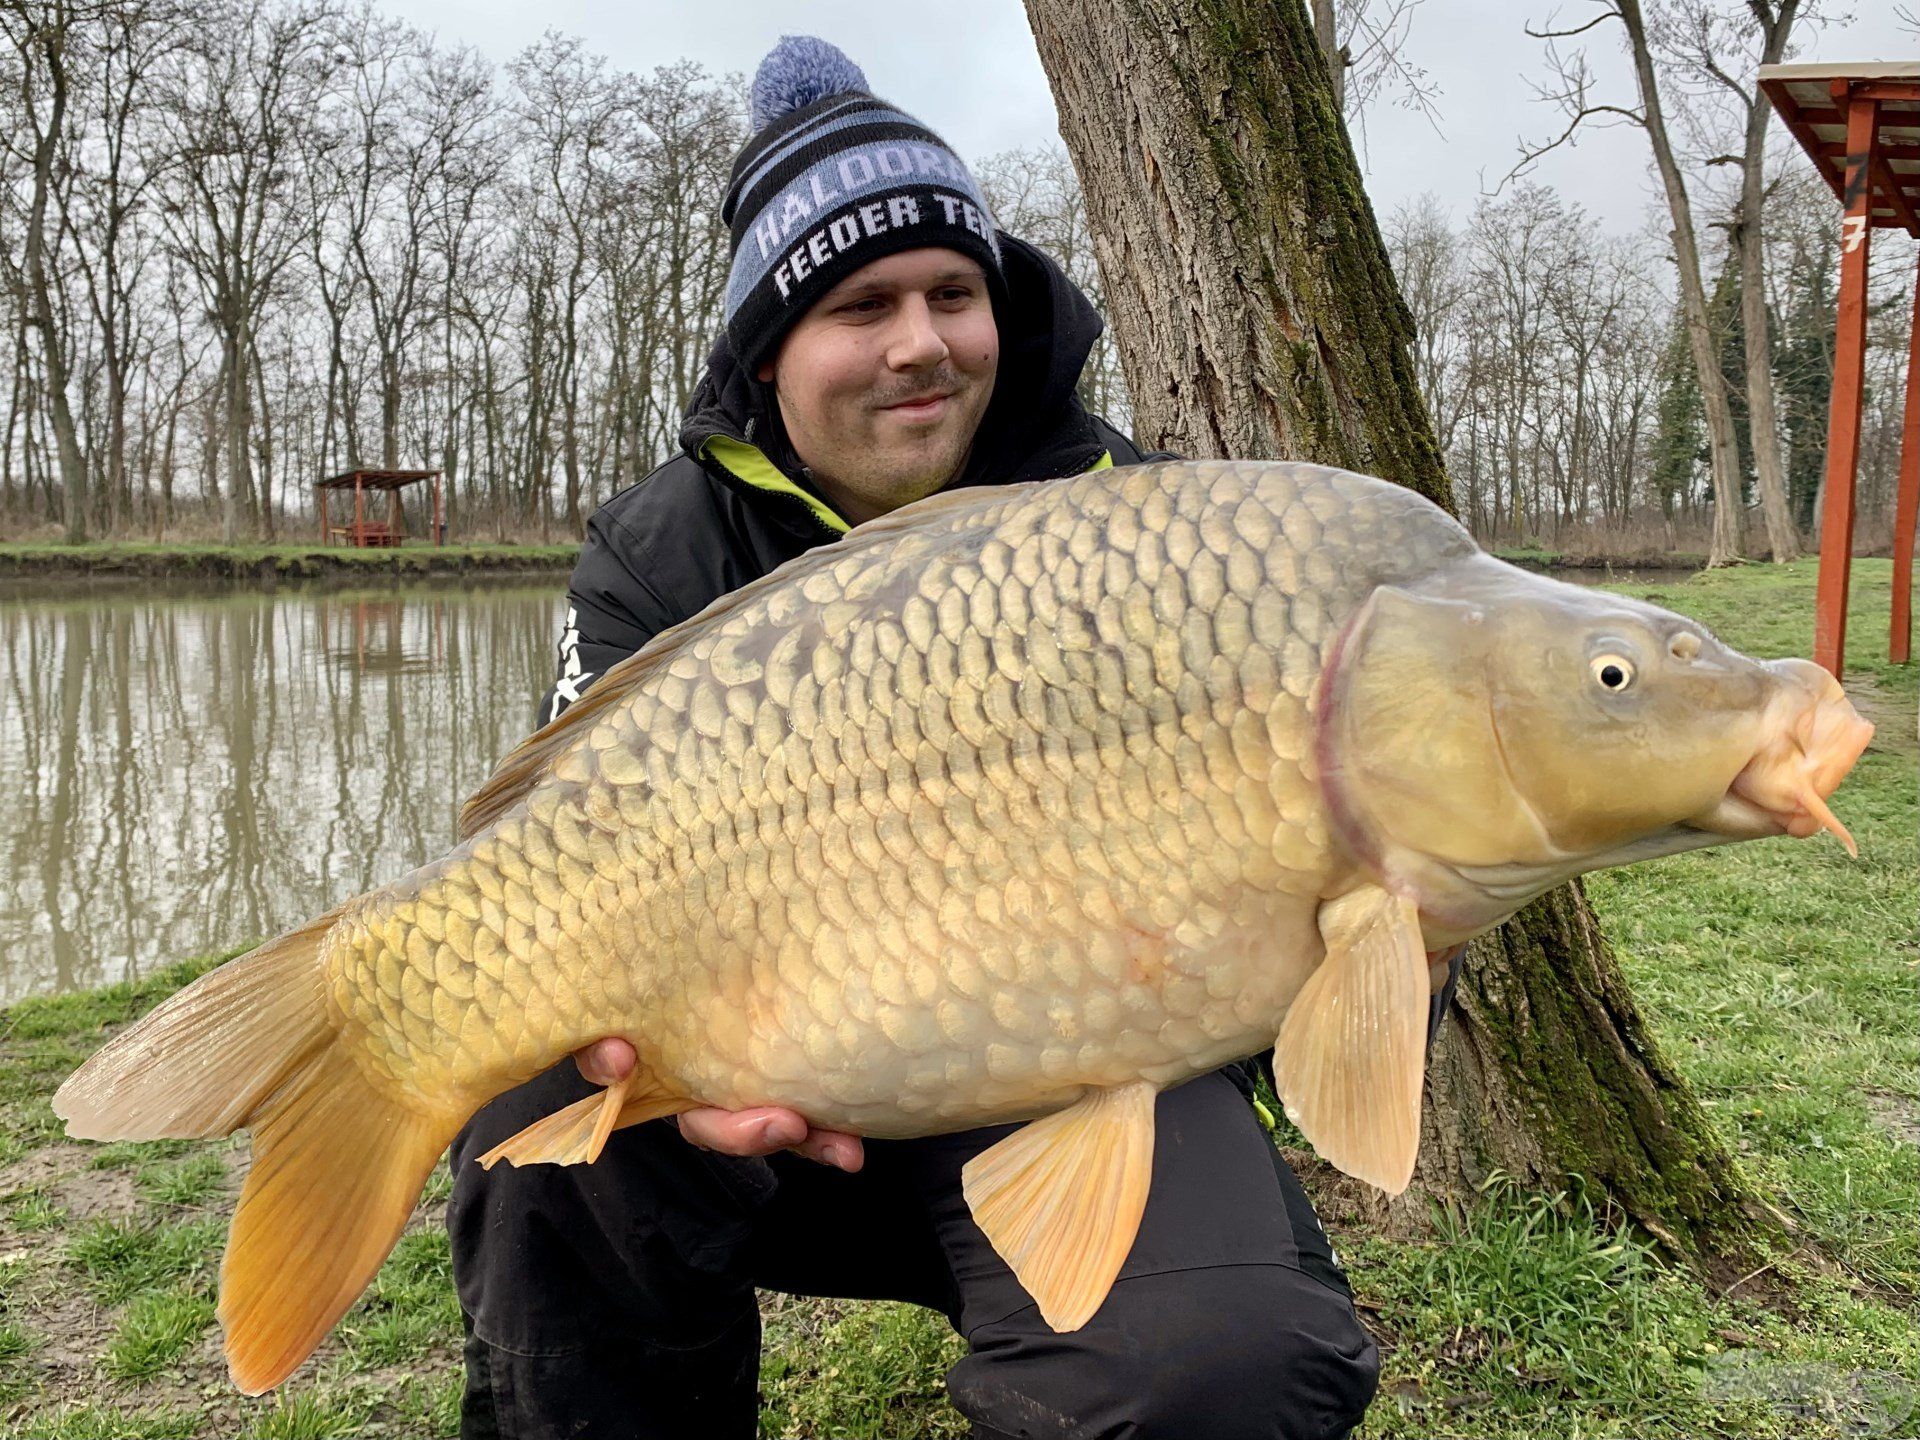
[
  {"left": 19, "top": 10, "right": 89, "bottom": 541},
  {"left": 1024, "top": 0, "right": 1779, "bottom": 1269},
  {"left": 1616, "top": 0, "right": 1745, "bottom": 568},
  {"left": 1310, "top": 0, "right": 1344, "bottom": 111},
  {"left": 1732, "top": 0, "right": 1803, "bottom": 563}
]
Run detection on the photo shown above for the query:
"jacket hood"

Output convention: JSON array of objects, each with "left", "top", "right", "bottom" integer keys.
[{"left": 679, "top": 231, "right": 1110, "bottom": 528}]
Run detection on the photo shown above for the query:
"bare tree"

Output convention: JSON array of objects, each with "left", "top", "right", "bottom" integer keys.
[
  {"left": 1, "top": 0, "right": 93, "bottom": 538},
  {"left": 1520, "top": 0, "right": 1748, "bottom": 566},
  {"left": 63, "top": 0, "right": 185, "bottom": 533},
  {"left": 1311, "top": 0, "right": 1443, "bottom": 139},
  {"left": 155, "top": 0, "right": 337, "bottom": 540},
  {"left": 1661, "top": 0, "right": 1807, "bottom": 559}
]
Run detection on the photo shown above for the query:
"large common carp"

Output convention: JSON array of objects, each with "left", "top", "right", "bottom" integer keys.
[{"left": 55, "top": 461, "right": 1872, "bottom": 1393}]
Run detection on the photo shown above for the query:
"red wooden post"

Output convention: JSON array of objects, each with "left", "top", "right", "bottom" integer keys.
[
  {"left": 1813, "top": 85, "right": 1878, "bottom": 678},
  {"left": 353, "top": 473, "right": 365, "bottom": 546},
  {"left": 1894, "top": 255, "right": 1920, "bottom": 664},
  {"left": 433, "top": 473, "right": 443, "bottom": 546}
]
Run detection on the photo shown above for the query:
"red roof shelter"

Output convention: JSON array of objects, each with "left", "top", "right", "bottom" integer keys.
[
  {"left": 1760, "top": 62, "right": 1919, "bottom": 675},
  {"left": 315, "top": 468, "right": 445, "bottom": 548}
]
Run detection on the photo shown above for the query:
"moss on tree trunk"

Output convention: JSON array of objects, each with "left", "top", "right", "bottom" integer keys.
[{"left": 1024, "top": 0, "right": 1784, "bottom": 1270}]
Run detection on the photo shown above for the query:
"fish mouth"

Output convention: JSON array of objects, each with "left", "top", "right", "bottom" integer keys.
[{"left": 1683, "top": 659, "right": 1874, "bottom": 857}]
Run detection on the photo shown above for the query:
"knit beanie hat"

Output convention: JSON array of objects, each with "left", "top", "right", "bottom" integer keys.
[{"left": 722, "top": 36, "right": 1004, "bottom": 374}]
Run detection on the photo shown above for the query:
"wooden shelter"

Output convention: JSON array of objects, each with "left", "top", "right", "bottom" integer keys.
[
  {"left": 315, "top": 468, "right": 445, "bottom": 548},
  {"left": 1760, "top": 61, "right": 1919, "bottom": 674}
]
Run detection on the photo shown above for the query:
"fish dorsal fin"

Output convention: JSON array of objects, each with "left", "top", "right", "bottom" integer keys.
[
  {"left": 960, "top": 1079, "right": 1157, "bottom": 1331},
  {"left": 1273, "top": 884, "right": 1429, "bottom": 1195},
  {"left": 457, "top": 482, "right": 1031, "bottom": 841}
]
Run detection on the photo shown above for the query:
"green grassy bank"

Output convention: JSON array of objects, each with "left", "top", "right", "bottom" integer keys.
[
  {"left": 0, "top": 541, "right": 579, "bottom": 581},
  {"left": 0, "top": 559, "right": 1912, "bottom": 1438}
]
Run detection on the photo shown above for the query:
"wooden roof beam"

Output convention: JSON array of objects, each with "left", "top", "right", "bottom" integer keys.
[{"left": 1870, "top": 152, "right": 1920, "bottom": 235}]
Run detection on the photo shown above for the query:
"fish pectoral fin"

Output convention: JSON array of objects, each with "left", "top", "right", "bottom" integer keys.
[
  {"left": 960, "top": 1080, "right": 1157, "bottom": 1333},
  {"left": 1274, "top": 884, "right": 1429, "bottom": 1196},
  {"left": 477, "top": 1075, "right": 691, "bottom": 1169}
]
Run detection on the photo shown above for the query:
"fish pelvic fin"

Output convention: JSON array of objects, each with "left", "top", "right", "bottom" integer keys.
[
  {"left": 961, "top": 1080, "right": 1157, "bottom": 1332},
  {"left": 52, "top": 915, "right": 460, "bottom": 1395},
  {"left": 1274, "top": 884, "right": 1429, "bottom": 1195},
  {"left": 477, "top": 1073, "right": 693, "bottom": 1169}
]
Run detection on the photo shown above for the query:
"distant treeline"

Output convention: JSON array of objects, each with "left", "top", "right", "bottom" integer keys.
[
  {"left": 1388, "top": 177, "right": 1910, "bottom": 557},
  {"left": 0, "top": 0, "right": 1122, "bottom": 544},
  {"left": 0, "top": 0, "right": 1906, "bottom": 554}
]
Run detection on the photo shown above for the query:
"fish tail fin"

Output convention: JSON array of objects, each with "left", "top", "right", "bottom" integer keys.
[
  {"left": 53, "top": 914, "right": 460, "bottom": 1394},
  {"left": 219, "top": 1038, "right": 456, "bottom": 1393}
]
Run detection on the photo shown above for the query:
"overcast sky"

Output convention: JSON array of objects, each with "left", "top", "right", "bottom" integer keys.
[{"left": 379, "top": 0, "right": 1915, "bottom": 239}]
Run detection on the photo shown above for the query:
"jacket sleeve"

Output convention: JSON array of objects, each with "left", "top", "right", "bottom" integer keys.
[{"left": 536, "top": 508, "right": 684, "bottom": 730}]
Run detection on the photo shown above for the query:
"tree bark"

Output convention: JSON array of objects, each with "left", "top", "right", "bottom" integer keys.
[{"left": 1025, "top": 0, "right": 1779, "bottom": 1269}]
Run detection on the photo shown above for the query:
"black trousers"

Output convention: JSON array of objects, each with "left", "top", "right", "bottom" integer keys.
[{"left": 448, "top": 1066, "right": 1386, "bottom": 1440}]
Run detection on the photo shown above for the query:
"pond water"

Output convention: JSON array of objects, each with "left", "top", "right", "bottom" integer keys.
[
  {"left": 0, "top": 560, "right": 1711, "bottom": 1005},
  {"left": 0, "top": 577, "right": 565, "bottom": 1003}
]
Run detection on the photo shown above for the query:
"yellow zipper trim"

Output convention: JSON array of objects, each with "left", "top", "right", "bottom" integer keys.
[
  {"left": 703, "top": 437, "right": 1115, "bottom": 534},
  {"left": 700, "top": 435, "right": 850, "bottom": 535}
]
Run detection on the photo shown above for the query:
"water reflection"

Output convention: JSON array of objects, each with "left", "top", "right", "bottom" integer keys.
[{"left": 0, "top": 577, "right": 564, "bottom": 1003}]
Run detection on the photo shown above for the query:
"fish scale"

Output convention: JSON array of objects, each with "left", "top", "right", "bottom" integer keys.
[{"left": 319, "top": 461, "right": 1456, "bottom": 1132}]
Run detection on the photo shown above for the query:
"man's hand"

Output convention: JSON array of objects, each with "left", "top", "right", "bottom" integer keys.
[{"left": 572, "top": 1038, "right": 864, "bottom": 1173}]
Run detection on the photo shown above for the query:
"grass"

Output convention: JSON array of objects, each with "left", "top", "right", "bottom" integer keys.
[
  {"left": 104, "top": 1287, "right": 217, "bottom": 1381},
  {"left": 0, "top": 557, "right": 1911, "bottom": 1437},
  {"left": 66, "top": 1217, "right": 225, "bottom": 1305}
]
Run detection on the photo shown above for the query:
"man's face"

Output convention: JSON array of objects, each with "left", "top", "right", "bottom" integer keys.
[{"left": 757, "top": 247, "right": 998, "bottom": 526}]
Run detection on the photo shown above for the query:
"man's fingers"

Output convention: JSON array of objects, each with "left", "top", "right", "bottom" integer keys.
[
  {"left": 674, "top": 1107, "right": 864, "bottom": 1171},
  {"left": 791, "top": 1130, "right": 865, "bottom": 1173},
  {"left": 678, "top": 1106, "right": 807, "bottom": 1155},
  {"left": 572, "top": 1037, "right": 637, "bottom": 1088}
]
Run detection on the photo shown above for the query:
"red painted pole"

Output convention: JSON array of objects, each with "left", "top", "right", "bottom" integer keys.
[
  {"left": 1813, "top": 86, "right": 1877, "bottom": 678},
  {"left": 1892, "top": 255, "right": 1919, "bottom": 665},
  {"left": 354, "top": 474, "right": 364, "bottom": 545},
  {"left": 433, "top": 474, "right": 443, "bottom": 546}
]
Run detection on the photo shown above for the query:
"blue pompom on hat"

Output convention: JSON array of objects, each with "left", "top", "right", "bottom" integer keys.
[
  {"left": 749, "top": 36, "right": 869, "bottom": 132},
  {"left": 721, "top": 36, "right": 1003, "bottom": 371}
]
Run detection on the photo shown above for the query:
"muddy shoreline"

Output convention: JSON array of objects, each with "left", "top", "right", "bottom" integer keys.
[
  {"left": 0, "top": 544, "right": 578, "bottom": 581},
  {"left": 1493, "top": 549, "right": 1708, "bottom": 572}
]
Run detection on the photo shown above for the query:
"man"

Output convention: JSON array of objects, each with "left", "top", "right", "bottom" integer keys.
[{"left": 451, "top": 36, "right": 1439, "bottom": 1440}]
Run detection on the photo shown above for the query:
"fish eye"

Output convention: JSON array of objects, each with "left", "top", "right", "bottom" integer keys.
[{"left": 1591, "top": 654, "right": 1636, "bottom": 691}]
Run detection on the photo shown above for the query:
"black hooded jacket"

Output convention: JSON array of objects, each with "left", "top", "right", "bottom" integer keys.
[{"left": 540, "top": 232, "right": 1169, "bottom": 726}]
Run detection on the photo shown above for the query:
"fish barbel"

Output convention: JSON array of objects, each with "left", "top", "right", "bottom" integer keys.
[{"left": 54, "top": 460, "right": 1873, "bottom": 1392}]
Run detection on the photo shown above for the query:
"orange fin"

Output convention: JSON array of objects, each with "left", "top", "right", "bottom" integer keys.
[
  {"left": 52, "top": 911, "right": 463, "bottom": 1395},
  {"left": 961, "top": 1080, "right": 1157, "bottom": 1332},
  {"left": 53, "top": 908, "right": 343, "bottom": 1140},
  {"left": 1274, "top": 885, "right": 1430, "bottom": 1195},
  {"left": 220, "top": 1044, "right": 458, "bottom": 1395},
  {"left": 477, "top": 1075, "right": 691, "bottom": 1169}
]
